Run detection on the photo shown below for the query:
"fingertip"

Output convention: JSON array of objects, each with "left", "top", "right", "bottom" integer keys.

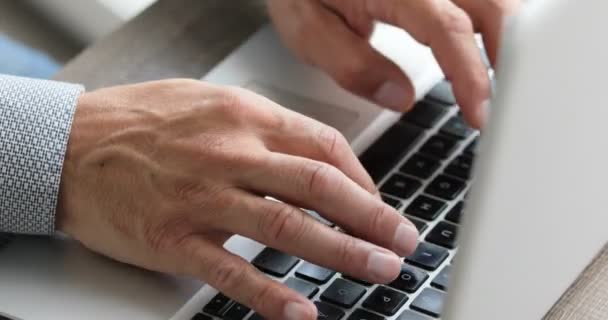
[
  {"left": 284, "top": 300, "right": 317, "bottom": 320},
  {"left": 467, "top": 98, "right": 491, "bottom": 129},
  {"left": 479, "top": 98, "right": 491, "bottom": 127},
  {"left": 373, "top": 80, "right": 415, "bottom": 112},
  {"left": 393, "top": 223, "right": 419, "bottom": 257},
  {"left": 367, "top": 250, "right": 402, "bottom": 283}
]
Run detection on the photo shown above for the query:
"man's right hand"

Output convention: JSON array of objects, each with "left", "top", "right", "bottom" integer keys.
[
  {"left": 56, "top": 79, "right": 419, "bottom": 320},
  {"left": 269, "top": 0, "right": 521, "bottom": 129}
]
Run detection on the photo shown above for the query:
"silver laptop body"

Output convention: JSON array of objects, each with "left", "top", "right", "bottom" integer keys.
[{"left": 1, "top": 0, "right": 606, "bottom": 319}]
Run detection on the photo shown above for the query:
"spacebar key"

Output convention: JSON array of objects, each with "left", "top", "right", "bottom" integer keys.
[{"left": 359, "top": 122, "right": 424, "bottom": 182}]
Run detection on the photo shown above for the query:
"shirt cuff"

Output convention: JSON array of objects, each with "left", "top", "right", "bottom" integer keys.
[{"left": 0, "top": 74, "right": 84, "bottom": 235}]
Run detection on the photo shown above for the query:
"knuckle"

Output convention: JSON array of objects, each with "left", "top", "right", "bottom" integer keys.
[
  {"left": 142, "top": 216, "right": 190, "bottom": 253},
  {"left": 368, "top": 204, "right": 391, "bottom": 235},
  {"left": 317, "top": 126, "right": 347, "bottom": 159},
  {"left": 249, "top": 281, "right": 279, "bottom": 313},
  {"left": 337, "top": 236, "right": 358, "bottom": 266},
  {"left": 259, "top": 204, "right": 307, "bottom": 243},
  {"left": 304, "top": 162, "right": 339, "bottom": 196},
  {"left": 216, "top": 86, "right": 279, "bottom": 129},
  {"left": 216, "top": 88, "right": 248, "bottom": 119},
  {"left": 332, "top": 55, "right": 370, "bottom": 92},
  {"left": 206, "top": 186, "right": 239, "bottom": 212},
  {"left": 174, "top": 180, "right": 207, "bottom": 203},
  {"left": 436, "top": 7, "right": 474, "bottom": 35},
  {"left": 210, "top": 258, "right": 246, "bottom": 291}
]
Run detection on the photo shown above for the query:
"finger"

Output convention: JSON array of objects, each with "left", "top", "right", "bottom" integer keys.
[
  {"left": 214, "top": 191, "right": 402, "bottom": 283},
  {"left": 451, "top": 0, "right": 522, "bottom": 65},
  {"left": 321, "top": 0, "right": 376, "bottom": 38},
  {"left": 271, "top": 0, "right": 415, "bottom": 111},
  {"left": 228, "top": 87, "right": 378, "bottom": 197},
  {"left": 182, "top": 237, "right": 317, "bottom": 320},
  {"left": 238, "top": 153, "right": 419, "bottom": 257},
  {"left": 324, "top": 0, "right": 491, "bottom": 128}
]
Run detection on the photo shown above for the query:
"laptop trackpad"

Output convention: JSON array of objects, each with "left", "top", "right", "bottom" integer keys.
[{"left": 245, "top": 82, "right": 359, "bottom": 136}]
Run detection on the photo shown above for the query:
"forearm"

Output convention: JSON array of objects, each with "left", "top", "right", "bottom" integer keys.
[{"left": 0, "top": 74, "right": 83, "bottom": 235}]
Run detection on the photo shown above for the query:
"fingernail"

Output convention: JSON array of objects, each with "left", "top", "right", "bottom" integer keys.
[
  {"left": 478, "top": 99, "right": 491, "bottom": 127},
  {"left": 367, "top": 250, "right": 401, "bottom": 282},
  {"left": 284, "top": 301, "right": 312, "bottom": 320},
  {"left": 374, "top": 81, "right": 410, "bottom": 111},
  {"left": 393, "top": 223, "right": 419, "bottom": 257}
]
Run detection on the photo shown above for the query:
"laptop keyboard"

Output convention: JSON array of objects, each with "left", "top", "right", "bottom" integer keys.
[{"left": 192, "top": 79, "right": 479, "bottom": 320}]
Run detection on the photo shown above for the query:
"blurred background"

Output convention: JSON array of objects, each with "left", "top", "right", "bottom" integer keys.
[{"left": 0, "top": 0, "right": 156, "bottom": 77}]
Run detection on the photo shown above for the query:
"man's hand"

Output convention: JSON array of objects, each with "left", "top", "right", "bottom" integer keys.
[
  {"left": 56, "top": 80, "right": 419, "bottom": 320},
  {"left": 268, "top": 0, "right": 520, "bottom": 128}
]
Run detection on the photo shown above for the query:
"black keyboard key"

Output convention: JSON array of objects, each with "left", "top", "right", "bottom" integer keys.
[
  {"left": 464, "top": 138, "right": 478, "bottom": 157},
  {"left": 420, "top": 135, "right": 458, "bottom": 160},
  {"left": 321, "top": 278, "right": 367, "bottom": 308},
  {"left": 315, "top": 301, "right": 346, "bottom": 320},
  {"left": 389, "top": 265, "right": 429, "bottom": 293},
  {"left": 400, "top": 100, "right": 448, "bottom": 129},
  {"left": 285, "top": 277, "right": 319, "bottom": 299},
  {"left": 405, "top": 196, "right": 446, "bottom": 221},
  {"left": 191, "top": 313, "right": 212, "bottom": 320},
  {"left": 410, "top": 288, "right": 446, "bottom": 318},
  {"left": 248, "top": 314, "right": 264, "bottom": 320},
  {"left": 397, "top": 310, "right": 433, "bottom": 320},
  {"left": 405, "top": 242, "right": 449, "bottom": 271},
  {"left": 400, "top": 154, "right": 441, "bottom": 180},
  {"left": 425, "top": 175, "right": 466, "bottom": 200},
  {"left": 426, "top": 81, "right": 456, "bottom": 106},
  {"left": 445, "top": 156, "right": 473, "bottom": 180},
  {"left": 431, "top": 266, "right": 451, "bottom": 291},
  {"left": 296, "top": 262, "right": 336, "bottom": 284},
  {"left": 445, "top": 202, "right": 464, "bottom": 224},
  {"left": 382, "top": 194, "right": 402, "bottom": 209},
  {"left": 380, "top": 174, "right": 422, "bottom": 200},
  {"left": 362, "top": 286, "right": 408, "bottom": 316},
  {"left": 440, "top": 116, "right": 474, "bottom": 140},
  {"left": 222, "top": 303, "right": 250, "bottom": 320},
  {"left": 347, "top": 309, "right": 385, "bottom": 320},
  {"left": 342, "top": 275, "right": 372, "bottom": 286},
  {"left": 203, "top": 293, "right": 232, "bottom": 316},
  {"left": 407, "top": 217, "right": 428, "bottom": 233},
  {"left": 426, "top": 221, "right": 459, "bottom": 249},
  {"left": 252, "top": 248, "right": 300, "bottom": 277},
  {"left": 359, "top": 122, "right": 424, "bottom": 182}
]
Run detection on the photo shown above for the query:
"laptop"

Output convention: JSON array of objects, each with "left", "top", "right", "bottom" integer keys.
[{"left": 1, "top": 0, "right": 607, "bottom": 319}]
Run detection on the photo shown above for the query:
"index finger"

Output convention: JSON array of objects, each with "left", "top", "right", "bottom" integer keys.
[
  {"left": 324, "top": 0, "right": 492, "bottom": 128},
  {"left": 451, "top": 0, "right": 522, "bottom": 66},
  {"left": 240, "top": 153, "right": 419, "bottom": 257},
  {"left": 227, "top": 86, "right": 378, "bottom": 196}
]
